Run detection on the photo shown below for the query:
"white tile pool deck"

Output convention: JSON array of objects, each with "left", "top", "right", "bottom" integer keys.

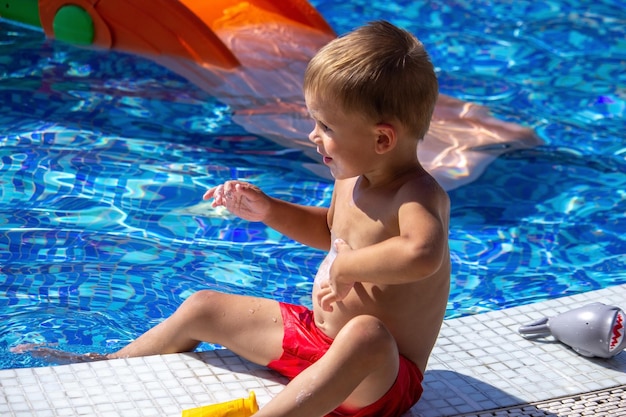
[{"left": 1, "top": 284, "right": 625, "bottom": 417}]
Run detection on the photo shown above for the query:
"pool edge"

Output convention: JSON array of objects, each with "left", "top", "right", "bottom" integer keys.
[{"left": 1, "top": 284, "right": 625, "bottom": 416}]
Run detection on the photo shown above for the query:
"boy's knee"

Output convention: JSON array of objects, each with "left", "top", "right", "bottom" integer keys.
[
  {"left": 184, "top": 289, "right": 217, "bottom": 304},
  {"left": 180, "top": 290, "right": 222, "bottom": 317},
  {"left": 340, "top": 315, "right": 397, "bottom": 357}
]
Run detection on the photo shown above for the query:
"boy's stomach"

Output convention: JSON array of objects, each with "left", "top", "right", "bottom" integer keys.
[{"left": 311, "top": 281, "right": 397, "bottom": 339}]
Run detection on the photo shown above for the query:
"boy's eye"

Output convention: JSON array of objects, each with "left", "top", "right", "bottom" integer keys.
[{"left": 318, "top": 121, "right": 330, "bottom": 132}]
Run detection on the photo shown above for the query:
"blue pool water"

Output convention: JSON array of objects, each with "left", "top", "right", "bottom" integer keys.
[{"left": 1, "top": 0, "right": 625, "bottom": 369}]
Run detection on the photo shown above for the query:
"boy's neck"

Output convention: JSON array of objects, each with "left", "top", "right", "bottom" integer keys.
[{"left": 359, "top": 156, "right": 426, "bottom": 190}]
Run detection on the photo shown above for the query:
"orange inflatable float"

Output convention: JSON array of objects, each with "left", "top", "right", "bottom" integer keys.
[
  {"left": 0, "top": 0, "right": 334, "bottom": 68},
  {"left": 0, "top": 0, "right": 540, "bottom": 190}
]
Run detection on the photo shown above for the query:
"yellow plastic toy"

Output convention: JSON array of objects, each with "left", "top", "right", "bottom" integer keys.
[{"left": 182, "top": 391, "right": 259, "bottom": 417}]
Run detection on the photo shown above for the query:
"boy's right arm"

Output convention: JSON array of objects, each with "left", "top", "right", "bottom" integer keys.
[{"left": 204, "top": 180, "right": 331, "bottom": 251}]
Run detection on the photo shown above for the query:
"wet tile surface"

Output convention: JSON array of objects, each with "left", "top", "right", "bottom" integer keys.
[{"left": 2, "top": 285, "right": 625, "bottom": 416}]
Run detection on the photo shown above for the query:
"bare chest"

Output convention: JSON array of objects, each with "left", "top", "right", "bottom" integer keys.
[{"left": 330, "top": 193, "right": 396, "bottom": 247}]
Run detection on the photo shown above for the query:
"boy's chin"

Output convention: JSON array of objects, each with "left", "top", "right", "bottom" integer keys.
[{"left": 328, "top": 169, "right": 347, "bottom": 180}]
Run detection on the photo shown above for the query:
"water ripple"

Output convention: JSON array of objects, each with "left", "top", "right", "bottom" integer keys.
[{"left": 1, "top": 0, "right": 625, "bottom": 367}]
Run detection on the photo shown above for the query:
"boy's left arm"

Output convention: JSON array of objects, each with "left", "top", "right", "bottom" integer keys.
[{"left": 320, "top": 198, "right": 449, "bottom": 308}]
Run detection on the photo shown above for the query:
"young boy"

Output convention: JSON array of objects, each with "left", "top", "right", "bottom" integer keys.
[{"left": 108, "top": 21, "right": 450, "bottom": 416}]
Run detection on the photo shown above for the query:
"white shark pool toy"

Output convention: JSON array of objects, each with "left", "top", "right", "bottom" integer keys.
[{"left": 518, "top": 302, "right": 626, "bottom": 358}]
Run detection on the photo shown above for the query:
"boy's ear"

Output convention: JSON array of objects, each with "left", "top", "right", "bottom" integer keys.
[{"left": 374, "top": 123, "right": 397, "bottom": 154}]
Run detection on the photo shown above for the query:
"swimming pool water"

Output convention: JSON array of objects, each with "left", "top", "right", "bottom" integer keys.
[{"left": 1, "top": 0, "right": 625, "bottom": 369}]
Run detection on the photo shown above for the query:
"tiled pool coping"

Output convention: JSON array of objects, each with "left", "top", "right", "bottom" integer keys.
[{"left": 2, "top": 284, "right": 625, "bottom": 416}]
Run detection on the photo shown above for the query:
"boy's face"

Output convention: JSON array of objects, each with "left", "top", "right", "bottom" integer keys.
[{"left": 305, "top": 92, "right": 380, "bottom": 180}]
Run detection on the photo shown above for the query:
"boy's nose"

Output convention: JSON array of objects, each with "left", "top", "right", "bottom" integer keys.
[{"left": 308, "top": 128, "right": 320, "bottom": 144}]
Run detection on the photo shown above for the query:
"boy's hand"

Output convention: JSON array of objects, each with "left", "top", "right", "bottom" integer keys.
[
  {"left": 316, "top": 239, "right": 354, "bottom": 312},
  {"left": 203, "top": 181, "right": 271, "bottom": 222}
]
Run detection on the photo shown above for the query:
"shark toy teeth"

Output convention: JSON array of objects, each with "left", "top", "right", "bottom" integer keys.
[{"left": 518, "top": 302, "right": 626, "bottom": 358}]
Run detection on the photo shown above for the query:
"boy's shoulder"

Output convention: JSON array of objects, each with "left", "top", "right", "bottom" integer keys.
[
  {"left": 394, "top": 168, "right": 447, "bottom": 196},
  {"left": 393, "top": 170, "right": 450, "bottom": 214}
]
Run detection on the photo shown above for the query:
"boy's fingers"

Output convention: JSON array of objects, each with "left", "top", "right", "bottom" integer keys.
[
  {"left": 203, "top": 188, "right": 216, "bottom": 200},
  {"left": 333, "top": 238, "right": 350, "bottom": 252},
  {"left": 317, "top": 288, "right": 336, "bottom": 312},
  {"left": 322, "top": 296, "right": 334, "bottom": 312},
  {"left": 204, "top": 185, "right": 226, "bottom": 207}
]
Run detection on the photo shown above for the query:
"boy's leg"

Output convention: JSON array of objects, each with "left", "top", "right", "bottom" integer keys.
[
  {"left": 256, "top": 314, "right": 400, "bottom": 417},
  {"left": 112, "top": 296, "right": 400, "bottom": 416},
  {"left": 110, "top": 290, "right": 284, "bottom": 365}
]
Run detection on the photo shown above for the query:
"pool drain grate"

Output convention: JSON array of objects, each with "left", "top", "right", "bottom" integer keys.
[{"left": 451, "top": 385, "right": 626, "bottom": 417}]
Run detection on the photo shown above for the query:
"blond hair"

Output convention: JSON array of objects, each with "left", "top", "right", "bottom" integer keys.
[{"left": 304, "top": 21, "right": 438, "bottom": 140}]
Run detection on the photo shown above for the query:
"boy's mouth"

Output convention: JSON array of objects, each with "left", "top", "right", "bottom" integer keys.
[{"left": 317, "top": 148, "right": 332, "bottom": 164}]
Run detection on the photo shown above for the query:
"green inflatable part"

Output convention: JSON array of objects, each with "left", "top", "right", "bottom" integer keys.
[
  {"left": 1, "top": 0, "right": 42, "bottom": 28},
  {"left": 52, "top": 5, "right": 94, "bottom": 45}
]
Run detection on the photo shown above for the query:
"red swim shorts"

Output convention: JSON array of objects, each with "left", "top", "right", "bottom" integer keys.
[{"left": 267, "top": 303, "right": 424, "bottom": 417}]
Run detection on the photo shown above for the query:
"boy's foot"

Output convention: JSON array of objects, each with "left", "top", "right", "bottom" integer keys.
[{"left": 10, "top": 344, "right": 109, "bottom": 364}]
